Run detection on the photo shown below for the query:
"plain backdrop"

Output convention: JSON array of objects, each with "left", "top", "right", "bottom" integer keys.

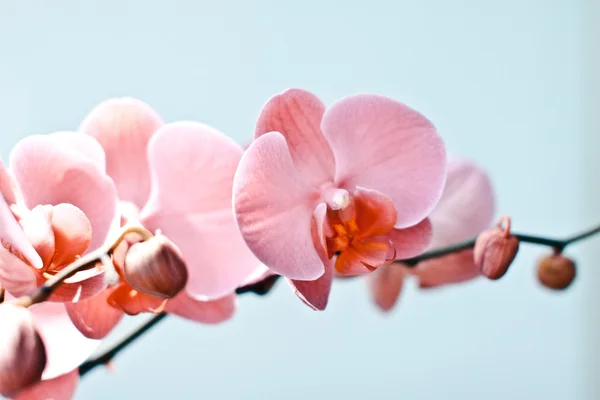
[{"left": 0, "top": 1, "right": 597, "bottom": 399}]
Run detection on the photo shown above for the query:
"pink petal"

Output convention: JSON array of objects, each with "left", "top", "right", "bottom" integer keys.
[
  {"left": 79, "top": 98, "right": 163, "bottom": 208},
  {"left": 165, "top": 292, "right": 236, "bottom": 323},
  {"left": 241, "top": 264, "right": 275, "bottom": 286},
  {"left": 0, "top": 216, "right": 39, "bottom": 296},
  {"left": 429, "top": 157, "right": 495, "bottom": 247},
  {"left": 0, "top": 186, "right": 42, "bottom": 270},
  {"left": 14, "top": 370, "right": 79, "bottom": 400},
  {"left": 368, "top": 264, "right": 406, "bottom": 312},
  {"left": 321, "top": 94, "right": 447, "bottom": 228},
  {"left": 233, "top": 132, "right": 323, "bottom": 280},
  {"left": 19, "top": 206, "right": 55, "bottom": 267},
  {"left": 27, "top": 301, "right": 100, "bottom": 380},
  {"left": 255, "top": 89, "right": 335, "bottom": 188},
  {"left": 140, "top": 122, "right": 262, "bottom": 299},
  {"left": 47, "top": 132, "right": 106, "bottom": 172},
  {"left": 47, "top": 269, "right": 106, "bottom": 303},
  {"left": 289, "top": 265, "right": 333, "bottom": 311},
  {"left": 10, "top": 135, "right": 118, "bottom": 253},
  {"left": 289, "top": 203, "right": 333, "bottom": 311},
  {"left": 65, "top": 288, "right": 123, "bottom": 339},
  {"left": 351, "top": 187, "right": 397, "bottom": 238},
  {"left": 387, "top": 218, "right": 433, "bottom": 260},
  {"left": 47, "top": 203, "right": 92, "bottom": 269},
  {"left": 0, "top": 158, "right": 19, "bottom": 205},
  {"left": 415, "top": 250, "right": 480, "bottom": 288}
]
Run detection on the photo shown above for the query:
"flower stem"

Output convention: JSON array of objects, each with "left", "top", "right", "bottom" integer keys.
[{"left": 78, "top": 222, "right": 600, "bottom": 378}]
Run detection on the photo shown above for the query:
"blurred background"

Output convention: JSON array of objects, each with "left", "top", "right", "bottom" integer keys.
[{"left": 0, "top": 0, "right": 597, "bottom": 399}]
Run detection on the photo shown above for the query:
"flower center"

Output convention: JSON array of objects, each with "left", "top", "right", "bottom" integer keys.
[{"left": 322, "top": 189, "right": 398, "bottom": 275}]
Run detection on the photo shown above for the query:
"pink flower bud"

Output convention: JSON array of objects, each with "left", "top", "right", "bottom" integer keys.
[
  {"left": 537, "top": 255, "right": 576, "bottom": 290},
  {"left": 122, "top": 234, "right": 188, "bottom": 299},
  {"left": 474, "top": 216, "right": 520, "bottom": 280},
  {"left": 0, "top": 305, "right": 47, "bottom": 398}
]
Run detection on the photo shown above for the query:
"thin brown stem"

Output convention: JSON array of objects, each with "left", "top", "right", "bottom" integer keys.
[{"left": 78, "top": 222, "right": 600, "bottom": 378}]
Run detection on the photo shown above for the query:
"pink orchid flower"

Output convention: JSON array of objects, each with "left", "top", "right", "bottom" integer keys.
[
  {"left": 67, "top": 98, "right": 262, "bottom": 338},
  {"left": 0, "top": 134, "right": 118, "bottom": 301},
  {"left": 370, "top": 158, "right": 495, "bottom": 311},
  {"left": 3, "top": 293, "right": 97, "bottom": 399},
  {"left": 233, "top": 89, "right": 447, "bottom": 310}
]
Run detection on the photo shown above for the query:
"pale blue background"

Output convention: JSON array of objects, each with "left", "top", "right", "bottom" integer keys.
[{"left": 0, "top": 1, "right": 597, "bottom": 399}]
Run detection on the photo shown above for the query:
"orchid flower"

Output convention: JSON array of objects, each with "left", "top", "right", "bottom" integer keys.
[
  {"left": 233, "top": 89, "right": 447, "bottom": 310},
  {"left": 0, "top": 134, "right": 117, "bottom": 302},
  {"left": 370, "top": 158, "right": 495, "bottom": 311},
  {"left": 67, "top": 98, "right": 262, "bottom": 338}
]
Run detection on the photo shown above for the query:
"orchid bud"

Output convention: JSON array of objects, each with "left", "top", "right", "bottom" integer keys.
[
  {"left": 0, "top": 305, "right": 47, "bottom": 398},
  {"left": 474, "top": 216, "right": 519, "bottom": 280},
  {"left": 122, "top": 234, "right": 188, "bottom": 299},
  {"left": 537, "top": 255, "right": 576, "bottom": 290}
]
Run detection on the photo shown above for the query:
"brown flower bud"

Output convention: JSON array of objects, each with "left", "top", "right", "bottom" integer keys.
[
  {"left": 537, "top": 255, "right": 576, "bottom": 290},
  {"left": 474, "top": 216, "right": 520, "bottom": 280},
  {"left": 0, "top": 304, "right": 47, "bottom": 398},
  {"left": 122, "top": 234, "right": 188, "bottom": 299}
]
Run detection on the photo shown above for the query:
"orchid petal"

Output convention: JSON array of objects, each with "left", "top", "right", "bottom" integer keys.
[
  {"left": 415, "top": 250, "right": 481, "bottom": 288},
  {"left": 321, "top": 94, "right": 447, "bottom": 228},
  {"left": 140, "top": 122, "right": 262, "bottom": 299},
  {"left": 166, "top": 292, "right": 236, "bottom": 323},
  {"left": 288, "top": 203, "right": 333, "bottom": 310},
  {"left": 233, "top": 132, "right": 323, "bottom": 280},
  {"left": 65, "top": 289, "right": 123, "bottom": 339},
  {"left": 369, "top": 264, "right": 407, "bottom": 312},
  {"left": 26, "top": 301, "right": 100, "bottom": 380},
  {"left": 10, "top": 135, "right": 118, "bottom": 253},
  {"left": 14, "top": 370, "right": 79, "bottom": 400},
  {"left": 0, "top": 158, "right": 19, "bottom": 205},
  {"left": 47, "top": 132, "right": 106, "bottom": 172},
  {"left": 79, "top": 98, "right": 163, "bottom": 208},
  {"left": 0, "top": 183, "right": 42, "bottom": 270},
  {"left": 255, "top": 89, "right": 334, "bottom": 187},
  {"left": 429, "top": 158, "right": 495, "bottom": 247},
  {"left": 387, "top": 218, "right": 433, "bottom": 259}
]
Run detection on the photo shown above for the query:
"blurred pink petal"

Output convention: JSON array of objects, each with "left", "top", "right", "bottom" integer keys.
[
  {"left": 141, "top": 122, "right": 262, "bottom": 299},
  {"left": 0, "top": 187, "right": 42, "bottom": 270},
  {"left": 79, "top": 98, "right": 163, "bottom": 208},
  {"left": 241, "top": 264, "right": 275, "bottom": 286},
  {"left": 9, "top": 135, "right": 118, "bottom": 252},
  {"left": 321, "top": 94, "right": 446, "bottom": 228},
  {"left": 65, "top": 288, "right": 123, "bottom": 339},
  {"left": 428, "top": 158, "right": 495, "bottom": 247},
  {"left": 0, "top": 158, "right": 19, "bottom": 205},
  {"left": 387, "top": 218, "right": 433, "bottom": 259},
  {"left": 233, "top": 132, "right": 323, "bottom": 281},
  {"left": 417, "top": 250, "right": 479, "bottom": 288},
  {"left": 14, "top": 370, "right": 79, "bottom": 400},
  {"left": 255, "top": 89, "right": 334, "bottom": 187},
  {"left": 166, "top": 292, "right": 236, "bottom": 323},
  {"left": 47, "top": 132, "right": 106, "bottom": 172},
  {"left": 369, "top": 264, "right": 407, "bottom": 312},
  {"left": 27, "top": 300, "right": 99, "bottom": 380},
  {"left": 0, "top": 246, "right": 38, "bottom": 298}
]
